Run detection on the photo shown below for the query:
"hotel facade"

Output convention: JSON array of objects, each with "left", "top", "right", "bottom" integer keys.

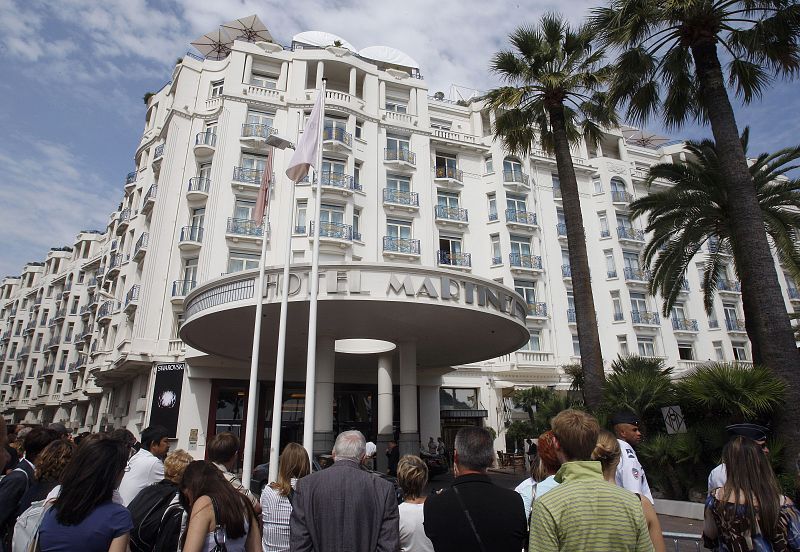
[{"left": 2, "top": 24, "right": 798, "bottom": 463}]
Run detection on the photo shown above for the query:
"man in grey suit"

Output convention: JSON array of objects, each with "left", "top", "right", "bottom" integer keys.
[{"left": 290, "top": 430, "right": 400, "bottom": 551}]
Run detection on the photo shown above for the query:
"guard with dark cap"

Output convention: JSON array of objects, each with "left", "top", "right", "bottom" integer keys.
[
  {"left": 611, "top": 411, "right": 654, "bottom": 504},
  {"left": 707, "top": 422, "right": 769, "bottom": 493}
]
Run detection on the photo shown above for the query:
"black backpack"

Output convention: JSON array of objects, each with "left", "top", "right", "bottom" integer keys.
[{"left": 128, "top": 481, "right": 182, "bottom": 552}]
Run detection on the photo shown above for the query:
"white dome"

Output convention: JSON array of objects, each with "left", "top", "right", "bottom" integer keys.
[
  {"left": 292, "top": 31, "right": 355, "bottom": 51},
  {"left": 357, "top": 45, "right": 419, "bottom": 69}
]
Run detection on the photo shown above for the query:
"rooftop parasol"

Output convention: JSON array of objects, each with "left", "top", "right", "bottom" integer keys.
[
  {"left": 620, "top": 125, "right": 674, "bottom": 148},
  {"left": 190, "top": 28, "right": 234, "bottom": 61},
  {"left": 221, "top": 14, "right": 273, "bottom": 43}
]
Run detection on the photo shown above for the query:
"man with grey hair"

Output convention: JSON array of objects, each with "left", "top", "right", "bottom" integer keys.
[
  {"left": 290, "top": 430, "right": 399, "bottom": 551},
  {"left": 423, "top": 426, "right": 527, "bottom": 552}
]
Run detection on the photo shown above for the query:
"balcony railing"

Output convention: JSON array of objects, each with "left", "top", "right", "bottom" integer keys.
[
  {"left": 125, "top": 285, "right": 140, "bottom": 307},
  {"left": 134, "top": 233, "right": 149, "bottom": 257},
  {"left": 562, "top": 265, "right": 571, "bottom": 278},
  {"left": 310, "top": 221, "right": 352, "bottom": 241},
  {"left": 556, "top": 223, "right": 567, "bottom": 236},
  {"left": 108, "top": 253, "right": 125, "bottom": 271},
  {"left": 617, "top": 226, "right": 645, "bottom": 242},
  {"left": 567, "top": 309, "right": 576, "bottom": 323},
  {"left": 97, "top": 300, "right": 116, "bottom": 320},
  {"left": 726, "top": 318, "right": 747, "bottom": 332},
  {"left": 323, "top": 126, "right": 352, "bottom": 146},
  {"left": 611, "top": 190, "right": 634, "bottom": 203},
  {"left": 624, "top": 267, "right": 652, "bottom": 282},
  {"left": 435, "top": 166, "right": 463, "bottom": 182},
  {"left": 320, "top": 171, "right": 360, "bottom": 192},
  {"left": 384, "top": 148, "right": 416, "bottom": 164},
  {"left": 789, "top": 287, "right": 800, "bottom": 300},
  {"left": 172, "top": 280, "right": 197, "bottom": 297},
  {"left": 526, "top": 302, "right": 548, "bottom": 317},
  {"left": 241, "top": 123, "right": 276, "bottom": 139},
  {"left": 509, "top": 253, "right": 542, "bottom": 270},
  {"left": 553, "top": 187, "right": 562, "bottom": 199},
  {"left": 383, "top": 236, "right": 420, "bottom": 255},
  {"left": 503, "top": 170, "right": 529, "bottom": 185},
  {"left": 142, "top": 184, "right": 157, "bottom": 208},
  {"left": 125, "top": 171, "right": 137, "bottom": 185},
  {"left": 180, "top": 226, "right": 204, "bottom": 243},
  {"left": 118, "top": 208, "right": 131, "bottom": 225},
  {"left": 632, "top": 311, "right": 661, "bottom": 325},
  {"left": 232, "top": 167, "right": 262, "bottom": 184},
  {"left": 188, "top": 176, "right": 211, "bottom": 193},
  {"left": 672, "top": 318, "right": 699, "bottom": 332},
  {"left": 227, "top": 218, "right": 264, "bottom": 237},
  {"left": 195, "top": 130, "right": 217, "bottom": 147},
  {"left": 435, "top": 205, "right": 468, "bottom": 222},
  {"left": 717, "top": 279, "right": 742, "bottom": 292},
  {"left": 153, "top": 143, "right": 164, "bottom": 159},
  {"left": 383, "top": 188, "right": 419, "bottom": 207},
  {"left": 505, "top": 209, "right": 537, "bottom": 226},
  {"left": 438, "top": 251, "right": 471, "bottom": 267}
]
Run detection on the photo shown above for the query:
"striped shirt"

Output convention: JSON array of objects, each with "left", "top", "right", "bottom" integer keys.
[
  {"left": 213, "top": 462, "right": 260, "bottom": 512},
  {"left": 260, "top": 478, "right": 297, "bottom": 552},
  {"left": 529, "top": 461, "right": 653, "bottom": 552}
]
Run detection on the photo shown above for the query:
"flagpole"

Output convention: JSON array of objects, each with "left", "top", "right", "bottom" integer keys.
[
  {"left": 241, "top": 147, "right": 274, "bottom": 489},
  {"left": 267, "top": 175, "right": 297, "bottom": 484},
  {"left": 302, "top": 79, "right": 326, "bottom": 460}
]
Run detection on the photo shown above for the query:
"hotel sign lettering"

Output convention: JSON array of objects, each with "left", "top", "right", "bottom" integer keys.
[{"left": 262, "top": 268, "right": 528, "bottom": 323}]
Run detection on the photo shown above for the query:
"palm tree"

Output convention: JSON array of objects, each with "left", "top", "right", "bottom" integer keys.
[
  {"left": 629, "top": 130, "right": 800, "bottom": 355},
  {"left": 602, "top": 356, "right": 676, "bottom": 434},
  {"left": 592, "top": 0, "right": 800, "bottom": 469},
  {"left": 487, "top": 14, "right": 618, "bottom": 409}
]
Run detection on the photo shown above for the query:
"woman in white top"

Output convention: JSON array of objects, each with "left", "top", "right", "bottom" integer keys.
[
  {"left": 260, "top": 443, "right": 311, "bottom": 552},
  {"left": 397, "top": 455, "right": 435, "bottom": 552},
  {"left": 514, "top": 431, "right": 562, "bottom": 521}
]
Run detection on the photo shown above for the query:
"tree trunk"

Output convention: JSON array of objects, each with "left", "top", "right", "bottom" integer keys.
[
  {"left": 691, "top": 41, "right": 800, "bottom": 470},
  {"left": 549, "top": 104, "right": 605, "bottom": 409},
  {"left": 738, "top": 277, "right": 763, "bottom": 364}
]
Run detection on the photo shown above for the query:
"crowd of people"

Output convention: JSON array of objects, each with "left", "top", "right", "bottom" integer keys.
[{"left": 0, "top": 410, "right": 798, "bottom": 551}]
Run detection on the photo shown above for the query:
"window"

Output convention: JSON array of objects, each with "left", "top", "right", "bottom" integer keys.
[
  {"left": 723, "top": 303, "right": 739, "bottom": 330},
  {"left": 40, "top": 310, "right": 48, "bottom": 325},
  {"left": 713, "top": 341, "right": 725, "bottom": 361},
  {"left": 514, "top": 280, "right": 536, "bottom": 304},
  {"left": 598, "top": 212, "right": 610, "bottom": 238},
  {"left": 34, "top": 334, "right": 43, "bottom": 352},
  {"left": 70, "top": 298, "right": 79, "bottom": 314},
  {"left": 319, "top": 204, "right": 344, "bottom": 225},
  {"left": 435, "top": 153, "right": 458, "bottom": 178},
  {"left": 623, "top": 252, "right": 640, "bottom": 274},
  {"left": 386, "top": 134, "right": 410, "bottom": 155},
  {"left": 246, "top": 110, "right": 274, "bottom": 128},
  {"left": 440, "top": 388, "right": 477, "bottom": 410},
  {"left": 490, "top": 235, "right": 501, "bottom": 264},
  {"left": 610, "top": 177, "right": 627, "bottom": 194},
  {"left": 249, "top": 72, "right": 277, "bottom": 89},
  {"left": 355, "top": 121, "right": 363, "bottom": 140},
  {"left": 387, "top": 174, "right": 411, "bottom": 194},
  {"left": 592, "top": 176, "right": 603, "bottom": 194},
  {"left": 353, "top": 209, "right": 361, "bottom": 240},
  {"left": 605, "top": 250, "right": 617, "bottom": 278},
  {"left": 732, "top": 342, "right": 749, "bottom": 361},
  {"left": 510, "top": 235, "right": 532, "bottom": 259},
  {"left": 65, "top": 323, "right": 74, "bottom": 341},
  {"left": 175, "top": 313, "right": 185, "bottom": 339},
  {"left": 240, "top": 154, "right": 267, "bottom": 175},
  {"left": 228, "top": 252, "right": 260, "bottom": 274},
  {"left": 295, "top": 201, "right": 307, "bottom": 234},
  {"left": 210, "top": 80, "right": 224, "bottom": 98},
  {"left": 385, "top": 100, "right": 408, "bottom": 113},
  {"left": 504, "top": 159, "right": 524, "bottom": 181},
  {"left": 386, "top": 219, "right": 412, "bottom": 239},
  {"left": 233, "top": 198, "right": 256, "bottom": 221},
  {"left": 183, "top": 258, "right": 198, "bottom": 284},
  {"left": 617, "top": 214, "right": 633, "bottom": 230},
  {"left": 617, "top": 335, "right": 629, "bottom": 356},
  {"left": 506, "top": 194, "right": 527, "bottom": 214},
  {"left": 637, "top": 336, "right": 656, "bottom": 357},
  {"left": 562, "top": 249, "right": 571, "bottom": 272},
  {"left": 611, "top": 291, "right": 624, "bottom": 321},
  {"left": 630, "top": 292, "right": 648, "bottom": 314},
  {"left": 521, "top": 330, "right": 541, "bottom": 351},
  {"left": 484, "top": 156, "right": 494, "bottom": 174},
  {"left": 77, "top": 271, "right": 85, "bottom": 284},
  {"left": 572, "top": 335, "right": 581, "bottom": 357},
  {"left": 567, "top": 292, "right": 576, "bottom": 318},
  {"left": 190, "top": 207, "right": 205, "bottom": 229},
  {"left": 671, "top": 303, "right": 688, "bottom": 322},
  {"left": 353, "top": 162, "right": 362, "bottom": 189},
  {"left": 437, "top": 191, "right": 460, "bottom": 210},
  {"left": 438, "top": 236, "right": 464, "bottom": 265},
  {"left": 487, "top": 194, "right": 497, "bottom": 221},
  {"left": 677, "top": 343, "right": 694, "bottom": 360}
]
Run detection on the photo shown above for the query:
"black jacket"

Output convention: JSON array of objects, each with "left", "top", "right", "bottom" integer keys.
[{"left": 423, "top": 473, "right": 527, "bottom": 552}]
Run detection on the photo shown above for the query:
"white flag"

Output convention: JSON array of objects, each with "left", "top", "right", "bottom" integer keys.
[{"left": 286, "top": 89, "right": 324, "bottom": 182}]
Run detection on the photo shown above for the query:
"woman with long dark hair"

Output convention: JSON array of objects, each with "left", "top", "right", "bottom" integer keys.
[
  {"left": 260, "top": 443, "right": 311, "bottom": 551},
  {"left": 179, "top": 460, "right": 261, "bottom": 552},
  {"left": 704, "top": 435, "right": 800, "bottom": 550},
  {"left": 38, "top": 437, "right": 132, "bottom": 552}
]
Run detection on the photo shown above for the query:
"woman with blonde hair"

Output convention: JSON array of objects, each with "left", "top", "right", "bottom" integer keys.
[
  {"left": 592, "top": 430, "right": 665, "bottom": 552},
  {"left": 396, "top": 455, "right": 435, "bottom": 552},
  {"left": 260, "top": 442, "right": 311, "bottom": 551}
]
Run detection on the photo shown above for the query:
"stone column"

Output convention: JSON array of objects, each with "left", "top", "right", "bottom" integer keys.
[
  {"left": 398, "top": 342, "right": 419, "bottom": 457},
  {"left": 408, "top": 88, "right": 417, "bottom": 115},
  {"left": 349, "top": 67, "right": 357, "bottom": 96},
  {"left": 315, "top": 61, "right": 325, "bottom": 90},
  {"left": 278, "top": 62, "right": 289, "bottom": 91},
  {"left": 244, "top": 54, "right": 253, "bottom": 86},
  {"left": 379, "top": 81, "right": 386, "bottom": 111},
  {"left": 618, "top": 136, "right": 628, "bottom": 162},
  {"left": 313, "top": 335, "right": 336, "bottom": 456},
  {"left": 418, "top": 385, "right": 441, "bottom": 453},
  {"left": 376, "top": 352, "right": 393, "bottom": 473}
]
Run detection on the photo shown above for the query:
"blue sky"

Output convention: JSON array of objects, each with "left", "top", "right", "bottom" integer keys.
[{"left": 0, "top": 0, "right": 797, "bottom": 277}]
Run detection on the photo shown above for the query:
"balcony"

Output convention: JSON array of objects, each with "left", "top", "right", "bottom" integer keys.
[
  {"left": 789, "top": 287, "right": 800, "bottom": 302},
  {"left": 318, "top": 171, "right": 361, "bottom": 195},
  {"left": 556, "top": 223, "right": 568, "bottom": 240},
  {"left": 437, "top": 250, "right": 471, "bottom": 269},
  {"left": 322, "top": 127, "right": 352, "bottom": 152},
  {"left": 623, "top": 267, "right": 651, "bottom": 285},
  {"left": 433, "top": 166, "right": 463, "bottom": 188},
  {"left": 726, "top": 318, "right": 747, "bottom": 333},
  {"left": 384, "top": 148, "right": 416, "bottom": 169},
  {"left": 509, "top": 253, "right": 543, "bottom": 274},
  {"left": 562, "top": 265, "right": 572, "bottom": 279},
  {"left": 194, "top": 130, "right": 217, "bottom": 158},
  {"left": 124, "top": 285, "right": 140, "bottom": 314},
  {"left": 97, "top": 301, "right": 116, "bottom": 323},
  {"left": 617, "top": 226, "right": 646, "bottom": 244},
  {"left": 632, "top": 310, "right": 661, "bottom": 327},
  {"left": 226, "top": 218, "right": 266, "bottom": 240},
  {"left": 125, "top": 171, "right": 137, "bottom": 189},
  {"left": 567, "top": 308, "right": 576, "bottom": 324},
  {"left": 431, "top": 129, "right": 481, "bottom": 146},
  {"left": 383, "top": 188, "right": 419, "bottom": 211},
  {"left": 171, "top": 280, "right": 196, "bottom": 303},
  {"left": 717, "top": 279, "right": 741, "bottom": 294},
  {"left": 54, "top": 306, "right": 67, "bottom": 320},
  {"left": 611, "top": 190, "right": 634, "bottom": 205},
  {"left": 43, "top": 362, "right": 55, "bottom": 376},
  {"left": 309, "top": 221, "right": 353, "bottom": 247},
  {"left": 553, "top": 187, "right": 562, "bottom": 200},
  {"left": 179, "top": 226, "right": 203, "bottom": 250},
  {"left": 116, "top": 208, "right": 131, "bottom": 235},
  {"left": 672, "top": 318, "right": 699, "bottom": 333},
  {"left": 241, "top": 123, "right": 276, "bottom": 147},
  {"left": 187, "top": 177, "right": 211, "bottom": 201},
  {"left": 434, "top": 205, "right": 468, "bottom": 226},
  {"left": 526, "top": 302, "right": 548, "bottom": 319},
  {"left": 106, "top": 253, "right": 125, "bottom": 279},
  {"left": 141, "top": 184, "right": 157, "bottom": 214},
  {"left": 232, "top": 167, "right": 267, "bottom": 191},
  {"left": 87, "top": 276, "right": 97, "bottom": 290},
  {"left": 47, "top": 332, "right": 61, "bottom": 348},
  {"left": 502, "top": 170, "right": 530, "bottom": 191},
  {"left": 505, "top": 209, "right": 538, "bottom": 230},
  {"left": 383, "top": 236, "right": 421, "bottom": 259},
  {"left": 133, "top": 233, "right": 149, "bottom": 262}
]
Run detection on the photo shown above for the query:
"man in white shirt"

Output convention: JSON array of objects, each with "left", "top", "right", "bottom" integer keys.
[
  {"left": 118, "top": 425, "right": 170, "bottom": 505},
  {"left": 612, "top": 411, "right": 654, "bottom": 504},
  {"left": 708, "top": 423, "right": 769, "bottom": 493}
]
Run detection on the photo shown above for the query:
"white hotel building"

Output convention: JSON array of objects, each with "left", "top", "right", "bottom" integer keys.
[{"left": 2, "top": 23, "right": 798, "bottom": 463}]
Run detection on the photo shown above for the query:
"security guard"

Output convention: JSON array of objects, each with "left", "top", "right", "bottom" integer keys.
[
  {"left": 708, "top": 423, "right": 769, "bottom": 493},
  {"left": 612, "top": 411, "right": 654, "bottom": 504}
]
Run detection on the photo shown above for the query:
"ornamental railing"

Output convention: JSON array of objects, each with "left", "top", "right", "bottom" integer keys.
[
  {"left": 383, "top": 236, "right": 420, "bottom": 255},
  {"left": 509, "top": 253, "right": 542, "bottom": 270},
  {"left": 383, "top": 188, "right": 419, "bottom": 206},
  {"left": 506, "top": 209, "right": 537, "bottom": 225}
]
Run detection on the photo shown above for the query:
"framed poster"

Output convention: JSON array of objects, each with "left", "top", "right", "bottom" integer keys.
[{"left": 150, "top": 363, "right": 185, "bottom": 437}]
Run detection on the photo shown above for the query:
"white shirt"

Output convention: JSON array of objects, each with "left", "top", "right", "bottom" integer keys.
[
  {"left": 118, "top": 449, "right": 164, "bottom": 505},
  {"left": 398, "top": 502, "right": 435, "bottom": 552},
  {"left": 45, "top": 484, "right": 124, "bottom": 505},
  {"left": 615, "top": 438, "right": 654, "bottom": 504},
  {"left": 708, "top": 463, "right": 727, "bottom": 493}
]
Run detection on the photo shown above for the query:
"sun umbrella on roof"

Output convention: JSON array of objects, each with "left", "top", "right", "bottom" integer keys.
[
  {"left": 191, "top": 28, "right": 234, "bottom": 60},
  {"left": 221, "top": 14, "right": 272, "bottom": 43},
  {"left": 620, "top": 125, "right": 672, "bottom": 148}
]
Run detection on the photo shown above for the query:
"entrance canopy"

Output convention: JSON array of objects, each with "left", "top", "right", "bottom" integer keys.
[{"left": 181, "top": 263, "right": 530, "bottom": 368}]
